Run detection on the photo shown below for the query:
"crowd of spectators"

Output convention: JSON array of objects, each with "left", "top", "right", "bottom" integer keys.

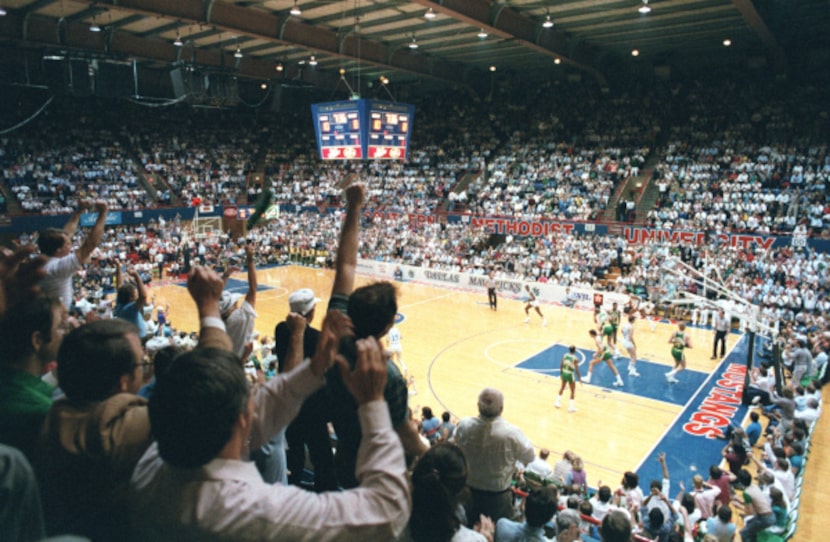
[
  {"left": 0, "top": 72, "right": 828, "bottom": 542},
  {"left": 648, "top": 79, "right": 830, "bottom": 234},
  {"left": 1, "top": 123, "right": 149, "bottom": 213}
]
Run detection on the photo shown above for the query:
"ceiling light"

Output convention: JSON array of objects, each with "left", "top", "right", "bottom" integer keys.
[
  {"left": 723, "top": 38, "right": 732, "bottom": 47},
  {"left": 89, "top": 17, "right": 101, "bottom": 32},
  {"left": 298, "top": 59, "right": 306, "bottom": 65},
  {"left": 638, "top": 0, "right": 651, "bottom": 14},
  {"left": 379, "top": 76, "right": 389, "bottom": 85},
  {"left": 424, "top": 8, "right": 436, "bottom": 20},
  {"left": 174, "top": 32, "right": 183, "bottom": 47},
  {"left": 554, "top": 57, "right": 561, "bottom": 65},
  {"left": 477, "top": 29, "right": 488, "bottom": 39},
  {"left": 0, "top": 7, "right": 7, "bottom": 16},
  {"left": 631, "top": 49, "right": 640, "bottom": 56},
  {"left": 276, "top": 63, "right": 284, "bottom": 72},
  {"left": 489, "top": 65, "right": 496, "bottom": 72},
  {"left": 308, "top": 55, "right": 317, "bottom": 66},
  {"left": 542, "top": 15, "right": 554, "bottom": 29},
  {"left": 260, "top": 83, "right": 268, "bottom": 90},
  {"left": 234, "top": 46, "right": 243, "bottom": 59},
  {"left": 409, "top": 36, "right": 418, "bottom": 49},
  {"left": 290, "top": 1, "right": 301, "bottom": 16}
]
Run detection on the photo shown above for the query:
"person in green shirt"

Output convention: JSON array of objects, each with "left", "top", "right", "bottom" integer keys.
[
  {"left": 585, "top": 345, "right": 624, "bottom": 387},
  {"left": 665, "top": 322, "right": 692, "bottom": 384},
  {"left": 0, "top": 295, "right": 67, "bottom": 460},
  {"left": 555, "top": 345, "right": 583, "bottom": 412}
]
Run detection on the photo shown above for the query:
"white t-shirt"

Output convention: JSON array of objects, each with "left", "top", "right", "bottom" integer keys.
[
  {"left": 226, "top": 300, "right": 257, "bottom": 358},
  {"left": 41, "top": 253, "right": 82, "bottom": 308}
]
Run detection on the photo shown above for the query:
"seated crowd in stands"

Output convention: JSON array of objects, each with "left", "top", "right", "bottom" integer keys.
[{"left": 0, "top": 70, "right": 827, "bottom": 542}]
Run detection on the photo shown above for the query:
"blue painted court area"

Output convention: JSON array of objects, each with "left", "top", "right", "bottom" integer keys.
[
  {"left": 176, "top": 277, "right": 274, "bottom": 294},
  {"left": 516, "top": 344, "right": 709, "bottom": 407},
  {"left": 635, "top": 334, "right": 751, "bottom": 489}
]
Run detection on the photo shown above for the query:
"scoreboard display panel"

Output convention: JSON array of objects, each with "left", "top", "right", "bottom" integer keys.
[
  {"left": 311, "top": 99, "right": 415, "bottom": 161},
  {"left": 311, "top": 101, "right": 363, "bottom": 160},
  {"left": 366, "top": 102, "right": 415, "bottom": 160}
]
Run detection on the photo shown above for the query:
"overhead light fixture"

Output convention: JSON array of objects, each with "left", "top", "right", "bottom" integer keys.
[
  {"left": 554, "top": 57, "right": 561, "bottom": 65},
  {"left": 542, "top": 15, "right": 554, "bottom": 28},
  {"left": 379, "top": 76, "right": 389, "bottom": 85},
  {"left": 89, "top": 15, "right": 101, "bottom": 32},
  {"left": 723, "top": 38, "right": 732, "bottom": 47},
  {"left": 260, "top": 83, "right": 268, "bottom": 90},
  {"left": 234, "top": 46, "right": 243, "bottom": 59},
  {"left": 631, "top": 49, "right": 640, "bottom": 56},
  {"left": 638, "top": 0, "right": 651, "bottom": 14},
  {"left": 276, "top": 62, "right": 284, "bottom": 72},
  {"left": 477, "top": 29, "right": 488, "bottom": 39},
  {"left": 298, "top": 59, "right": 306, "bottom": 65},
  {"left": 174, "top": 31, "right": 183, "bottom": 47},
  {"left": 308, "top": 55, "right": 317, "bottom": 66},
  {"left": 290, "top": 1, "right": 301, "bottom": 16},
  {"left": 409, "top": 35, "right": 418, "bottom": 49},
  {"left": 0, "top": 7, "right": 7, "bottom": 16},
  {"left": 424, "top": 8, "right": 436, "bottom": 20},
  {"left": 489, "top": 65, "right": 496, "bottom": 72}
]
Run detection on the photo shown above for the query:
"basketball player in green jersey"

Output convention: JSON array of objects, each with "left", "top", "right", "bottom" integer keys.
[
  {"left": 584, "top": 344, "right": 624, "bottom": 387},
  {"left": 555, "top": 345, "right": 583, "bottom": 412},
  {"left": 608, "top": 302, "right": 622, "bottom": 357},
  {"left": 665, "top": 322, "right": 692, "bottom": 383}
]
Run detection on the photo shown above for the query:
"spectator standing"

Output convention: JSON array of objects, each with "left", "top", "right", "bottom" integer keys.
[
  {"left": 453, "top": 387, "right": 535, "bottom": 524},
  {"left": 0, "top": 296, "right": 66, "bottom": 461},
  {"left": 274, "top": 288, "right": 337, "bottom": 491},
  {"left": 37, "top": 200, "right": 109, "bottom": 308},
  {"left": 130, "top": 312, "right": 411, "bottom": 541}
]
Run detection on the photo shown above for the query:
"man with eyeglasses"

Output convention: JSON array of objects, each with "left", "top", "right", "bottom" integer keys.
[{"left": 34, "top": 267, "right": 231, "bottom": 540}]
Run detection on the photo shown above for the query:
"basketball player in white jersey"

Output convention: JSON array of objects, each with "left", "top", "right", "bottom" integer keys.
[
  {"left": 620, "top": 315, "right": 639, "bottom": 376},
  {"left": 385, "top": 324, "right": 406, "bottom": 374}
]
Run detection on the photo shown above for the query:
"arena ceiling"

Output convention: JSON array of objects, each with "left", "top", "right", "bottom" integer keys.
[{"left": 0, "top": 0, "right": 828, "bottom": 98}]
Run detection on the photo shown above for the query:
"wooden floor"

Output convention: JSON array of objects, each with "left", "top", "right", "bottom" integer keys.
[{"left": 148, "top": 265, "right": 828, "bottom": 540}]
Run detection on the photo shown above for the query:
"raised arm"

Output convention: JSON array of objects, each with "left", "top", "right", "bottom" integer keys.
[
  {"left": 128, "top": 268, "right": 148, "bottom": 308},
  {"left": 62, "top": 199, "right": 90, "bottom": 237},
  {"left": 187, "top": 266, "right": 232, "bottom": 352},
  {"left": 243, "top": 244, "right": 257, "bottom": 309},
  {"left": 76, "top": 201, "right": 108, "bottom": 264},
  {"left": 115, "top": 260, "right": 123, "bottom": 289},
  {"left": 330, "top": 179, "right": 366, "bottom": 298},
  {"left": 282, "top": 313, "right": 307, "bottom": 373}
]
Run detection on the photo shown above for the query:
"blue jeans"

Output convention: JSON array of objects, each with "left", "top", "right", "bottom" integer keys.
[{"left": 740, "top": 513, "right": 775, "bottom": 542}]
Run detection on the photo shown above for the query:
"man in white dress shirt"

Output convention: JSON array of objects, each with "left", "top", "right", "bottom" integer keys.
[
  {"left": 453, "top": 387, "right": 535, "bottom": 525},
  {"left": 129, "top": 310, "right": 410, "bottom": 541}
]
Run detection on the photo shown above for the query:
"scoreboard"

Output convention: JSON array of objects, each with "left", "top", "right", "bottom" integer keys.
[{"left": 311, "top": 99, "right": 415, "bottom": 161}]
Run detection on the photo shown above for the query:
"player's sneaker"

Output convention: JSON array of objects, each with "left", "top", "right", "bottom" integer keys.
[
  {"left": 568, "top": 406, "right": 577, "bottom": 413},
  {"left": 554, "top": 399, "right": 561, "bottom": 409},
  {"left": 583, "top": 373, "right": 592, "bottom": 384},
  {"left": 613, "top": 379, "right": 624, "bottom": 387},
  {"left": 666, "top": 374, "right": 679, "bottom": 384},
  {"left": 628, "top": 367, "right": 640, "bottom": 377},
  {"left": 524, "top": 317, "right": 530, "bottom": 324},
  {"left": 542, "top": 319, "right": 548, "bottom": 327}
]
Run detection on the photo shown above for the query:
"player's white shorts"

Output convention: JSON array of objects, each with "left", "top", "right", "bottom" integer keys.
[
  {"left": 387, "top": 345, "right": 402, "bottom": 354},
  {"left": 622, "top": 339, "right": 635, "bottom": 351}
]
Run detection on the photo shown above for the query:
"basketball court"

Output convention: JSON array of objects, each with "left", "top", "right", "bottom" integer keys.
[{"left": 149, "top": 264, "right": 752, "bottom": 488}]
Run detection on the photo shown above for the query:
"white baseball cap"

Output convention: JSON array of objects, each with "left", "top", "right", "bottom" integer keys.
[{"left": 289, "top": 288, "right": 320, "bottom": 316}]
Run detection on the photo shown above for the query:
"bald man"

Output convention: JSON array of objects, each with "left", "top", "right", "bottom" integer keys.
[{"left": 453, "top": 387, "right": 535, "bottom": 525}]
